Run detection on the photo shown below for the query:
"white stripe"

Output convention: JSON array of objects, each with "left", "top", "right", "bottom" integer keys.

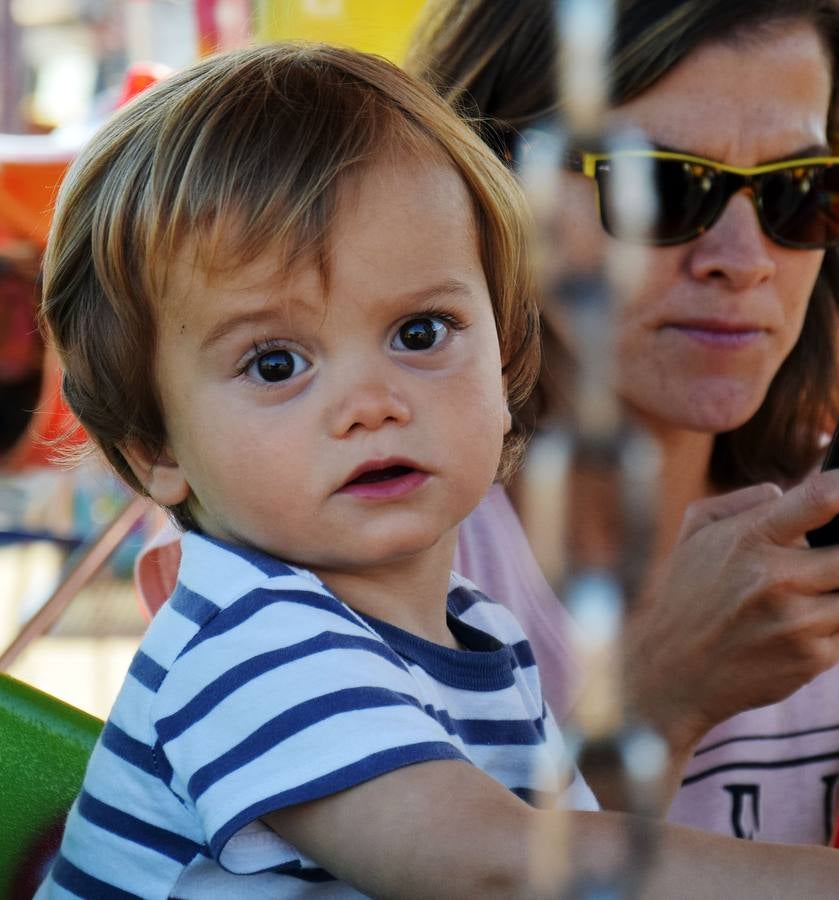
[
  {"left": 59, "top": 805, "right": 186, "bottom": 898},
  {"left": 179, "top": 534, "right": 270, "bottom": 605},
  {"left": 157, "top": 641, "right": 419, "bottom": 756},
  {"left": 195, "top": 708, "right": 455, "bottom": 837}
]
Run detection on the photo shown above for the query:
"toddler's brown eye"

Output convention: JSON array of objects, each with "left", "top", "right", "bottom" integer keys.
[
  {"left": 247, "top": 348, "right": 309, "bottom": 383},
  {"left": 258, "top": 351, "right": 294, "bottom": 381},
  {"left": 393, "top": 317, "right": 447, "bottom": 351}
]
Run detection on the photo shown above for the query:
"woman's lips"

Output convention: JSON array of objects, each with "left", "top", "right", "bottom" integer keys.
[{"left": 664, "top": 321, "right": 765, "bottom": 348}]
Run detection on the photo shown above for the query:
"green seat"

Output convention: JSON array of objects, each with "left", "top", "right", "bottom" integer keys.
[{"left": 0, "top": 673, "right": 102, "bottom": 898}]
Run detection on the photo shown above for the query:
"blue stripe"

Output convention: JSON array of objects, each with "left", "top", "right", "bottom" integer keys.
[
  {"left": 361, "top": 614, "right": 516, "bottom": 691},
  {"left": 197, "top": 533, "right": 297, "bottom": 577},
  {"left": 454, "top": 716, "right": 546, "bottom": 746},
  {"left": 51, "top": 854, "right": 145, "bottom": 899},
  {"left": 179, "top": 587, "right": 360, "bottom": 654},
  {"left": 101, "top": 722, "right": 157, "bottom": 776},
  {"left": 406, "top": 652, "right": 515, "bottom": 692},
  {"left": 169, "top": 585, "right": 220, "bottom": 625},
  {"left": 448, "top": 616, "right": 504, "bottom": 652},
  {"left": 78, "top": 790, "right": 206, "bottom": 865},
  {"left": 212, "top": 741, "right": 467, "bottom": 858},
  {"left": 511, "top": 786, "right": 555, "bottom": 807},
  {"left": 273, "top": 861, "right": 337, "bottom": 882},
  {"left": 128, "top": 651, "right": 167, "bottom": 691},
  {"left": 423, "top": 704, "right": 546, "bottom": 745},
  {"left": 447, "top": 585, "right": 481, "bottom": 615},
  {"left": 158, "top": 631, "right": 406, "bottom": 743},
  {"left": 188, "top": 686, "right": 425, "bottom": 800},
  {"left": 511, "top": 639, "right": 536, "bottom": 669},
  {"left": 154, "top": 740, "right": 175, "bottom": 791}
]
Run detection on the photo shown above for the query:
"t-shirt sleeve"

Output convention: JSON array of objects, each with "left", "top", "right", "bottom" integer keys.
[{"left": 151, "top": 577, "right": 467, "bottom": 874}]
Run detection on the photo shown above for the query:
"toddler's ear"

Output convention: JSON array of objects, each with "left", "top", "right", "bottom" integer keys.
[{"left": 120, "top": 441, "right": 190, "bottom": 507}]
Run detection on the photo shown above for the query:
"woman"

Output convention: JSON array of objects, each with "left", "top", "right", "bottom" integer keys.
[{"left": 405, "top": 0, "right": 839, "bottom": 844}]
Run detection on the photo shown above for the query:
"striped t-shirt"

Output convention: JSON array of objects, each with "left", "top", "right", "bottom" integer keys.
[{"left": 38, "top": 532, "right": 594, "bottom": 898}]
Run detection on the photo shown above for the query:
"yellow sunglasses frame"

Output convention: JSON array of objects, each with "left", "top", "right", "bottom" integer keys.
[{"left": 564, "top": 148, "right": 839, "bottom": 247}]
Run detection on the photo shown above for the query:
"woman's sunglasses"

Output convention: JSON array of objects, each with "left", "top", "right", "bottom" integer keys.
[{"left": 564, "top": 148, "right": 839, "bottom": 250}]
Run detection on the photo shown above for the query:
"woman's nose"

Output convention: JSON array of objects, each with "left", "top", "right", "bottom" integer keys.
[{"left": 687, "top": 192, "right": 777, "bottom": 289}]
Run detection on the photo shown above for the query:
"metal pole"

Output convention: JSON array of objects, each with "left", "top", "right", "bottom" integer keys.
[{"left": 518, "top": 1, "right": 666, "bottom": 895}]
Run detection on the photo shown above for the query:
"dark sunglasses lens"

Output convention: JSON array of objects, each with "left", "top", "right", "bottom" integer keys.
[
  {"left": 760, "top": 165, "right": 839, "bottom": 248},
  {"left": 599, "top": 157, "right": 723, "bottom": 243},
  {"left": 654, "top": 159, "right": 725, "bottom": 242}
]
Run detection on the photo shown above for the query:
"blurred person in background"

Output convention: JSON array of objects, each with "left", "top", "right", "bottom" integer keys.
[{"left": 404, "top": 0, "right": 839, "bottom": 844}]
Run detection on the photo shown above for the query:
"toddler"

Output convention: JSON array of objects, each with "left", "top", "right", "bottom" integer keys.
[{"left": 35, "top": 42, "right": 593, "bottom": 898}]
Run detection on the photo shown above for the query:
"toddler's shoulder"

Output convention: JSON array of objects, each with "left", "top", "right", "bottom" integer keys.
[{"left": 143, "top": 534, "right": 393, "bottom": 716}]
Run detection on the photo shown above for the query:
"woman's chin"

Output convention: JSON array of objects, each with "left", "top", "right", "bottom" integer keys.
[{"left": 626, "top": 388, "right": 765, "bottom": 438}]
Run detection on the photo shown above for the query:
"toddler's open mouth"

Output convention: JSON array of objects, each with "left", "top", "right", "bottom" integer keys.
[
  {"left": 347, "top": 465, "right": 416, "bottom": 485},
  {"left": 338, "top": 460, "right": 429, "bottom": 498}
]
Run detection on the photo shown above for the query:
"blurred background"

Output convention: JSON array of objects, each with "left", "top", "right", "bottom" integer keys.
[{"left": 0, "top": 0, "right": 426, "bottom": 717}]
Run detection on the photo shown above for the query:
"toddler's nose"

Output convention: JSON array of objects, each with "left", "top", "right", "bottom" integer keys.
[{"left": 329, "top": 377, "right": 412, "bottom": 437}]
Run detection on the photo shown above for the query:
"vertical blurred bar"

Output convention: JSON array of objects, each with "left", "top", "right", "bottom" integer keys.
[
  {"left": 518, "top": 2, "right": 666, "bottom": 895},
  {"left": 124, "top": 0, "right": 153, "bottom": 64},
  {"left": 559, "top": 0, "right": 613, "bottom": 137},
  {"left": 124, "top": 0, "right": 197, "bottom": 69},
  {"left": 0, "top": 0, "right": 24, "bottom": 133}
]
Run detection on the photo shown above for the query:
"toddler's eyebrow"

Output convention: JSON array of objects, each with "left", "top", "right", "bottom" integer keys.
[
  {"left": 397, "top": 278, "right": 475, "bottom": 307},
  {"left": 200, "top": 309, "right": 288, "bottom": 351},
  {"left": 199, "top": 279, "right": 475, "bottom": 351}
]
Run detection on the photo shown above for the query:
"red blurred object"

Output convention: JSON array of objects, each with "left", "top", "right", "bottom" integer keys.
[
  {"left": 0, "top": 143, "right": 80, "bottom": 468},
  {"left": 195, "top": 0, "right": 251, "bottom": 56},
  {"left": 115, "top": 61, "right": 173, "bottom": 107},
  {"left": 0, "top": 158, "right": 69, "bottom": 248},
  {"left": 0, "top": 256, "right": 85, "bottom": 469},
  {"left": 196, "top": 0, "right": 221, "bottom": 56},
  {"left": 1, "top": 351, "right": 86, "bottom": 471},
  {"left": 0, "top": 260, "right": 41, "bottom": 383},
  {"left": 0, "top": 61, "right": 170, "bottom": 471}
]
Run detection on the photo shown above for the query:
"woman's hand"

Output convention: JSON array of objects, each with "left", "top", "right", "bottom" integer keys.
[{"left": 622, "top": 469, "right": 839, "bottom": 804}]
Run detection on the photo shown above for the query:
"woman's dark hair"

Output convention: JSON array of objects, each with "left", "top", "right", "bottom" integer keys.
[{"left": 407, "top": 0, "right": 839, "bottom": 489}]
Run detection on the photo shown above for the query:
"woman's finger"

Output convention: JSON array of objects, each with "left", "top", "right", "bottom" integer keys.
[
  {"left": 779, "top": 547, "right": 839, "bottom": 595},
  {"left": 749, "top": 470, "right": 839, "bottom": 546},
  {"left": 678, "top": 482, "right": 782, "bottom": 541}
]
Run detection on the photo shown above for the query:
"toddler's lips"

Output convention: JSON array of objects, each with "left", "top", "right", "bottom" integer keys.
[
  {"left": 338, "top": 460, "right": 429, "bottom": 499},
  {"left": 347, "top": 464, "right": 416, "bottom": 485}
]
